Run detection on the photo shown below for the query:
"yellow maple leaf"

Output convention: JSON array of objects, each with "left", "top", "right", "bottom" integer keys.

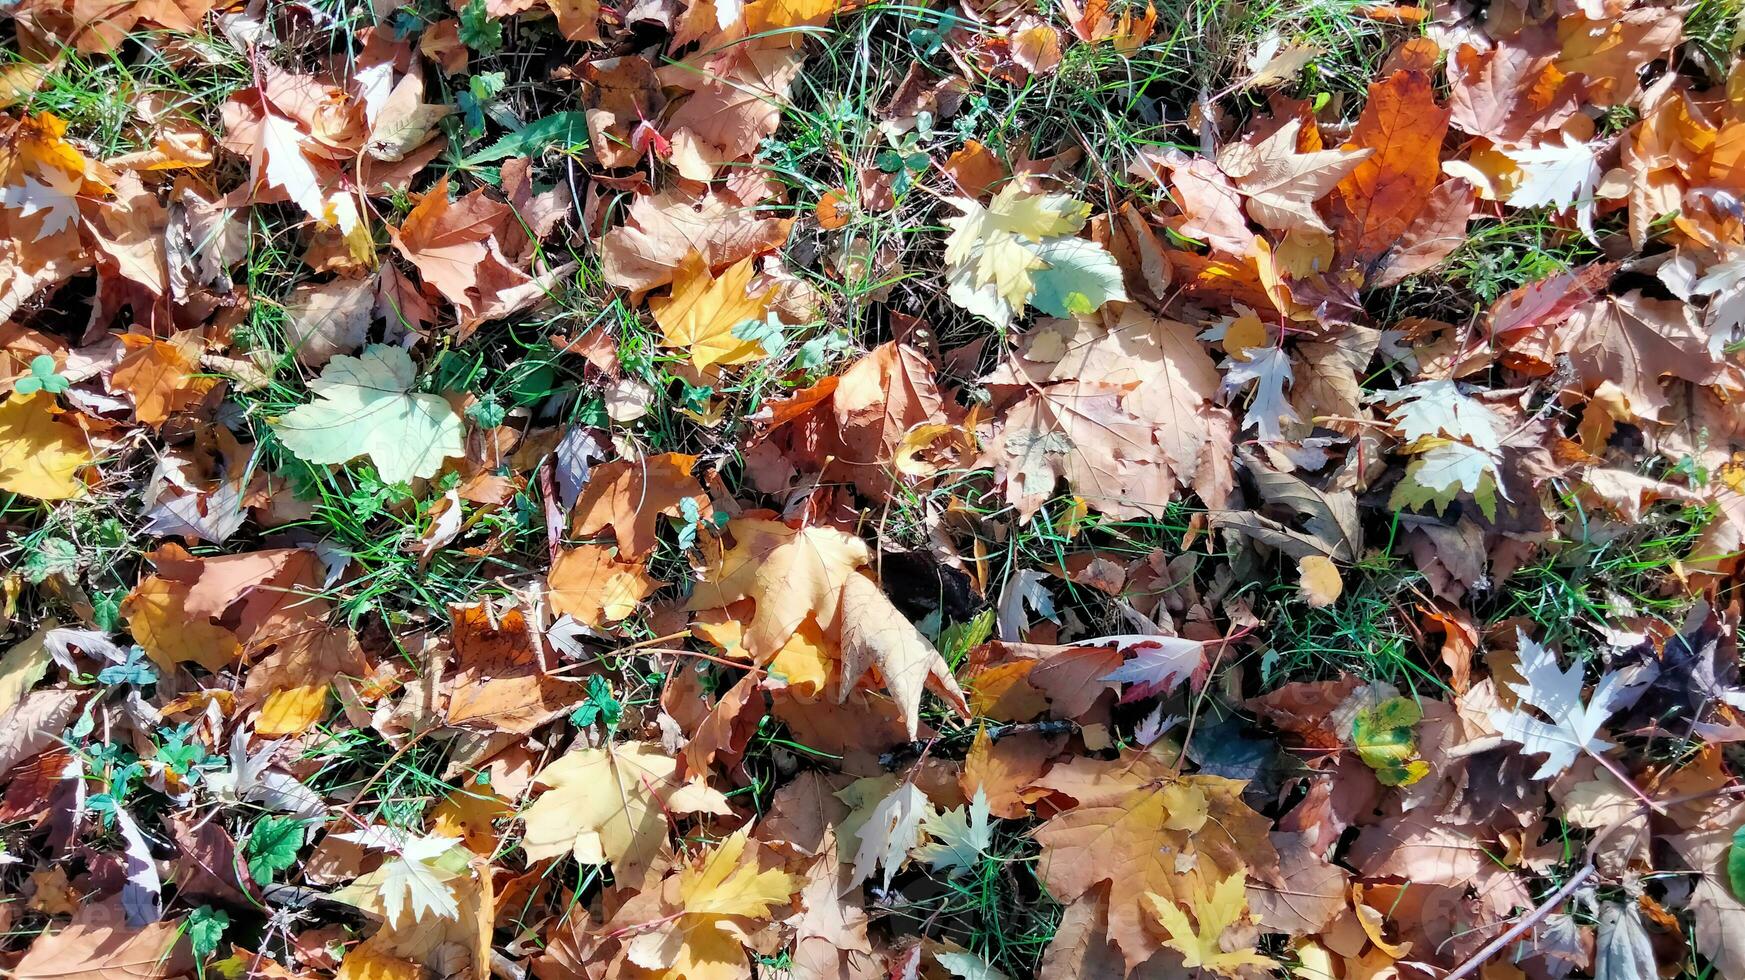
[
  {"left": 744, "top": 0, "right": 839, "bottom": 33},
  {"left": 677, "top": 831, "right": 797, "bottom": 917},
  {"left": 256, "top": 685, "right": 329, "bottom": 736},
  {"left": 430, "top": 784, "right": 512, "bottom": 855},
  {"left": 626, "top": 831, "right": 798, "bottom": 980},
  {"left": 943, "top": 185, "right": 1088, "bottom": 310},
  {"left": 121, "top": 575, "right": 241, "bottom": 671},
  {"left": 0, "top": 391, "right": 91, "bottom": 500},
  {"left": 520, "top": 742, "right": 732, "bottom": 879},
  {"left": 334, "top": 940, "right": 423, "bottom": 980},
  {"left": 653, "top": 253, "right": 774, "bottom": 372},
  {"left": 684, "top": 517, "right": 869, "bottom": 660},
  {"left": 691, "top": 604, "right": 833, "bottom": 696},
  {"left": 1144, "top": 870, "right": 1278, "bottom": 977}
]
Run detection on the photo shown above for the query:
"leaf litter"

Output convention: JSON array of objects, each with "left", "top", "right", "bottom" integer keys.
[{"left": 0, "top": 0, "right": 1742, "bottom": 978}]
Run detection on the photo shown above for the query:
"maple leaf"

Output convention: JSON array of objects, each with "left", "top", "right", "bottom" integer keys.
[
  {"left": 1669, "top": 798, "right": 1745, "bottom": 980},
  {"left": 652, "top": 253, "right": 775, "bottom": 372},
  {"left": 258, "top": 110, "right": 327, "bottom": 222},
  {"left": 984, "top": 382, "right": 1175, "bottom": 521},
  {"left": 570, "top": 453, "right": 707, "bottom": 559},
  {"left": 272, "top": 345, "right": 465, "bottom": 485},
  {"left": 624, "top": 831, "right": 798, "bottom": 980},
  {"left": 1389, "top": 440, "right": 1501, "bottom": 519},
  {"left": 914, "top": 788, "right": 993, "bottom": 877},
  {"left": 1556, "top": 292, "right": 1717, "bottom": 421},
  {"left": 0, "top": 390, "right": 91, "bottom": 501},
  {"left": 845, "top": 779, "right": 932, "bottom": 889},
  {"left": 1381, "top": 380, "right": 1504, "bottom": 451},
  {"left": 1145, "top": 870, "right": 1277, "bottom": 977},
  {"left": 444, "top": 603, "right": 579, "bottom": 734},
  {"left": 1504, "top": 135, "right": 1602, "bottom": 241},
  {"left": 1489, "top": 630, "right": 1627, "bottom": 779},
  {"left": 0, "top": 166, "right": 80, "bottom": 235},
  {"left": 830, "top": 341, "right": 949, "bottom": 496},
  {"left": 1326, "top": 70, "right": 1451, "bottom": 270},
  {"left": 547, "top": 545, "right": 659, "bottom": 626},
  {"left": 332, "top": 831, "right": 468, "bottom": 927},
  {"left": 943, "top": 185, "right": 1124, "bottom": 326},
  {"left": 837, "top": 571, "right": 970, "bottom": 738},
  {"left": 685, "top": 517, "right": 869, "bottom": 660},
  {"left": 1381, "top": 380, "right": 1505, "bottom": 516},
  {"left": 1217, "top": 117, "right": 1370, "bottom": 236},
  {"left": 388, "top": 178, "right": 513, "bottom": 314},
  {"left": 597, "top": 190, "right": 793, "bottom": 293},
  {"left": 1033, "top": 762, "right": 1277, "bottom": 970},
  {"left": 283, "top": 279, "right": 372, "bottom": 368},
  {"left": 112, "top": 335, "right": 208, "bottom": 427},
  {"left": 12, "top": 913, "right": 194, "bottom": 980},
  {"left": 520, "top": 742, "right": 731, "bottom": 879}
]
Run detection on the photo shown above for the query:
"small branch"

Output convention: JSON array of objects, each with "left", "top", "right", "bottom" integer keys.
[
  {"left": 1442, "top": 864, "right": 1596, "bottom": 980},
  {"left": 1443, "top": 783, "right": 1745, "bottom": 979}
]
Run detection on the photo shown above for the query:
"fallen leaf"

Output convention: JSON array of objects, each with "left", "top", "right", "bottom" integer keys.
[
  {"left": 272, "top": 345, "right": 464, "bottom": 484},
  {"left": 838, "top": 571, "right": 969, "bottom": 738},
  {"left": 547, "top": 545, "right": 659, "bottom": 626},
  {"left": 652, "top": 253, "right": 774, "bottom": 373},
  {"left": 520, "top": 742, "right": 732, "bottom": 880},
  {"left": 571, "top": 453, "right": 708, "bottom": 559},
  {"left": 686, "top": 517, "right": 869, "bottom": 660},
  {"left": 0, "top": 391, "right": 90, "bottom": 500}
]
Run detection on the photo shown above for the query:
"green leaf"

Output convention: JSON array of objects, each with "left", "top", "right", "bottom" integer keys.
[
  {"left": 272, "top": 345, "right": 465, "bottom": 485},
  {"left": 1351, "top": 696, "right": 1430, "bottom": 787},
  {"left": 16, "top": 354, "right": 67, "bottom": 396},
  {"left": 1730, "top": 825, "right": 1745, "bottom": 900},
  {"left": 1028, "top": 236, "right": 1127, "bottom": 318},
  {"left": 458, "top": 0, "right": 502, "bottom": 54},
  {"left": 188, "top": 906, "right": 229, "bottom": 961},
  {"left": 463, "top": 111, "right": 590, "bottom": 166},
  {"left": 244, "top": 815, "right": 305, "bottom": 884}
]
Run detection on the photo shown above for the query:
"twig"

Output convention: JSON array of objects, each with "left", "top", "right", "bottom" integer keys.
[
  {"left": 1440, "top": 864, "right": 1595, "bottom": 980},
  {"left": 1442, "top": 783, "right": 1745, "bottom": 979}
]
